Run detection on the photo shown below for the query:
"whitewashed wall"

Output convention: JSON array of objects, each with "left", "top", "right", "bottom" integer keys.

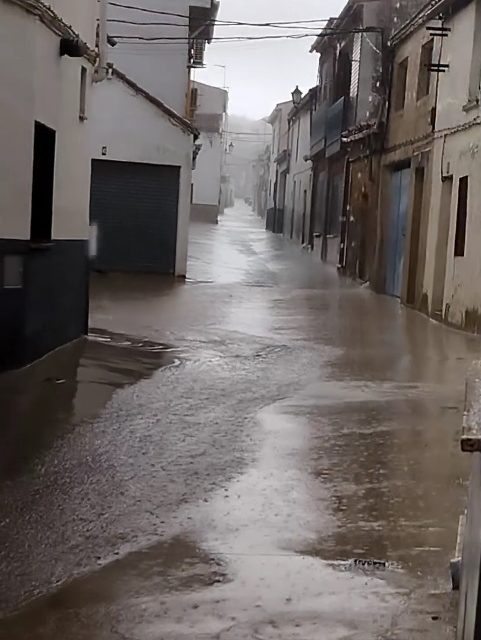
[
  {"left": 89, "top": 76, "right": 194, "bottom": 275},
  {"left": 191, "top": 82, "right": 227, "bottom": 209},
  {"left": 0, "top": 1, "right": 96, "bottom": 240},
  {"left": 423, "top": 1, "right": 481, "bottom": 326},
  {"left": 194, "top": 80, "right": 227, "bottom": 115},
  {"left": 47, "top": 0, "right": 97, "bottom": 46},
  {"left": 193, "top": 132, "right": 223, "bottom": 207},
  {"left": 285, "top": 106, "right": 312, "bottom": 242},
  {"left": 107, "top": 0, "right": 192, "bottom": 115},
  {"left": 267, "top": 101, "right": 291, "bottom": 212}
]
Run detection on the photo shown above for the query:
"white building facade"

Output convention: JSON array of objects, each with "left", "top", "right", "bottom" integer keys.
[
  {"left": 89, "top": 70, "right": 197, "bottom": 277},
  {"left": 0, "top": 0, "right": 98, "bottom": 369},
  {"left": 266, "top": 101, "right": 292, "bottom": 234},
  {"left": 421, "top": 0, "right": 481, "bottom": 330},
  {"left": 107, "top": 0, "right": 220, "bottom": 116},
  {"left": 285, "top": 91, "right": 314, "bottom": 244},
  {"left": 191, "top": 81, "right": 228, "bottom": 223}
]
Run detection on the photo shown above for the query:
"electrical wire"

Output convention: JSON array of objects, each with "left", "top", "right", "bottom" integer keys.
[
  {"left": 107, "top": 3, "right": 332, "bottom": 27},
  {"left": 107, "top": 19, "right": 326, "bottom": 31},
  {"left": 112, "top": 29, "right": 376, "bottom": 44}
]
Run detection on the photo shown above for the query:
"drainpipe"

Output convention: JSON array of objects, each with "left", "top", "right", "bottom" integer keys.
[{"left": 94, "top": 0, "right": 108, "bottom": 82}]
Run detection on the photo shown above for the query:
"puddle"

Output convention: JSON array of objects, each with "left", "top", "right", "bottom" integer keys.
[
  {"left": 0, "top": 536, "right": 228, "bottom": 640},
  {"left": 0, "top": 331, "right": 180, "bottom": 481}
]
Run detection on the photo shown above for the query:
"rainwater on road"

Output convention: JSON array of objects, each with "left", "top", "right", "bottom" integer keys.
[{"left": 0, "top": 202, "right": 479, "bottom": 639}]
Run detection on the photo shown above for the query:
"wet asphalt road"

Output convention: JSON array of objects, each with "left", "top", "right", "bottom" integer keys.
[{"left": 1, "top": 201, "right": 480, "bottom": 638}]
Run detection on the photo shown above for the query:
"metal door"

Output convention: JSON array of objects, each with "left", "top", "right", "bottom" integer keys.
[
  {"left": 386, "top": 167, "right": 410, "bottom": 297},
  {"left": 90, "top": 160, "right": 180, "bottom": 274}
]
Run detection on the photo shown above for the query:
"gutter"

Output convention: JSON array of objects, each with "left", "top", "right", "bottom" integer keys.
[{"left": 113, "top": 68, "right": 199, "bottom": 137}]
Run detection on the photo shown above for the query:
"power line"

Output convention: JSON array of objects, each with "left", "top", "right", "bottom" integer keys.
[
  {"left": 112, "top": 31, "right": 363, "bottom": 43},
  {"left": 107, "top": 19, "right": 326, "bottom": 31},
  {"left": 224, "top": 131, "right": 271, "bottom": 136},
  {"left": 107, "top": 3, "right": 332, "bottom": 27}
]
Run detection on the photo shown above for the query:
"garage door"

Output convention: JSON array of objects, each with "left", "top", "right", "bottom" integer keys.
[{"left": 90, "top": 160, "right": 180, "bottom": 274}]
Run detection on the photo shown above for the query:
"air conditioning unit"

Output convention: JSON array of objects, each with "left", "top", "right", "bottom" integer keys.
[{"left": 190, "top": 39, "right": 206, "bottom": 68}]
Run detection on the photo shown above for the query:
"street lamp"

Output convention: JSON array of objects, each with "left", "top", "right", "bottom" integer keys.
[
  {"left": 228, "top": 142, "right": 235, "bottom": 154},
  {"left": 291, "top": 85, "right": 303, "bottom": 107}
]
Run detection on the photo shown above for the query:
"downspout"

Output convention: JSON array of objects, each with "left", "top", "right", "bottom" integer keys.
[{"left": 94, "top": 0, "right": 108, "bottom": 82}]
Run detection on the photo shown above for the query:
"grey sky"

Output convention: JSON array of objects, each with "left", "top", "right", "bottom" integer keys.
[{"left": 195, "top": 0, "right": 345, "bottom": 119}]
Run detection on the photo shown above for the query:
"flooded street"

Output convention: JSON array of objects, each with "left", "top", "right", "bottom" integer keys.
[{"left": 0, "top": 202, "right": 479, "bottom": 638}]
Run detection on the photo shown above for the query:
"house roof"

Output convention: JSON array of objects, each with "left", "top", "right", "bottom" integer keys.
[
  {"left": 113, "top": 69, "right": 198, "bottom": 136},
  {"left": 310, "top": 0, "right": 359, "bottom": 53},
  {"left": 266, "top": 100, "right": 292, "bottom": 124}
]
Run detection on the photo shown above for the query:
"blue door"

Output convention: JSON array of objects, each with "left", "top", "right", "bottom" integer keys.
[{"left": 386, "top": 168, "right": 410, "bottom": 297}]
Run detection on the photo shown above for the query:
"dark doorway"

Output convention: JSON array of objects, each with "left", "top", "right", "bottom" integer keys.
[
  {"left": 31, "top": 122, "right": 56, "bottom": 243},
  {"left": 406, "top": 167, "right": 425, "bottom": 306},
  {"left": 302, "top": 189, "right": 307, "bottom": 245}
]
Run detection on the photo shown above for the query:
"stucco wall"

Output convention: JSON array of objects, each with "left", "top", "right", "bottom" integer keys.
[
  {"left": 0, "top": 2, "right": 95, "bottom": 241},
  {"left": 387, "top": 26, "right": 438, "bottom": 149},
  {"left": 435, "top": 2, "right": 477, "bottom": 131},
  {"left": 285, "top": 107, "right": 312, "bottom": 242},
  {"left": 107, "top": 0, "right": 191, "bottom": 115},
  {"left": 192, "top": 132, "right": 223, "bottom": 208},
  {"left": 267, "top": 101, "right": 291, "bottom": 212},
  {"left": 422, "top": 2, "right": 481, "bottom": 328},
  {"left": 425, "top": 130, "right": 481, "bottom": 327},
  {"left": 89, "top": 76, "right": 194, "bottom": 276},
  {"left": 48, "top": 0, "right": 97, "bottom": 46},
  {"left": 193, "top": 81, "right": 227, "bottom": 115}
]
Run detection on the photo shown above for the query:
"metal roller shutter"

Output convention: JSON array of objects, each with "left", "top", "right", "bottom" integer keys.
[{"left": 90, "top": 160, "right": 180, "bottom": 274}]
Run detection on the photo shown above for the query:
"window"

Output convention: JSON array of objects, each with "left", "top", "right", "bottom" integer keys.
[
  {"left": 454, "top": 176, "right": 469, "bottom": 257},
  {"left": 30, "top": 121, "right": 56, "bottom": 243},
  {"left": 417, "top": 39, "right": 434, "bottom": 101},
  {"left": 394, "top": 57, "right": 409, "bottom": 111},
  {"left": 79, "top": 66, "right": 88, "bottom": 121}
]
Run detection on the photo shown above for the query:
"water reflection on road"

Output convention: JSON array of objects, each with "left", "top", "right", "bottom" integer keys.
[{"left": 0, "top": 203, "right": 478, "bottom": 638}]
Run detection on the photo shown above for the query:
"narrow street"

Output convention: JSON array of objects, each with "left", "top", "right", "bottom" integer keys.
[{"left": 0, "top": 201, "right": 479, "bottom": 639}]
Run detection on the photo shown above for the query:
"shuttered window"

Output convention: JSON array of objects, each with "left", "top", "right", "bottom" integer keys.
[{"left": 350, "top": 33, "right": 362, "bottom": 102}]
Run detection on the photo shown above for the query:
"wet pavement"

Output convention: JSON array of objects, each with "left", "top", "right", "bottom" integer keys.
[{"left": 1, "top": 201, "right": 480, "bottom": 638}]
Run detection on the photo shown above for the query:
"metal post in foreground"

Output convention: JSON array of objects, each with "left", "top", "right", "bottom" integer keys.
[{"left": 457, "top": 362, "right": 481, "bottom": 640}]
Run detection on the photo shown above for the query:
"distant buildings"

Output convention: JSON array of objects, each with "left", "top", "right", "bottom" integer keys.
[
  {"left": 266, "top": 101, "right": 292, "bottom": 234},
  {"left": 266, "top": 0, "right": 481, "bottom": 334},
  {"left": 190, "top": 81, "right": 228, "bottom": 223}
]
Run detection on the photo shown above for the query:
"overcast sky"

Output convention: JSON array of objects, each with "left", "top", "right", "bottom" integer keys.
[{"left": 195, "top": 0, "right": 345, "bottom": 120}]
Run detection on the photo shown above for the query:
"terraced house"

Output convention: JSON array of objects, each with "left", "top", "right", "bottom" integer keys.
[{"left": 0, "top": 0, "right": 98, "bottom": 369}]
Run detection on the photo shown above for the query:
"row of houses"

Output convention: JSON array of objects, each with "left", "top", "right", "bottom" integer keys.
[
  {"left": 0, "top": 0, "right": 225, "bottom": 370},
  {"left": 254, "top": 0, "right": 481, "bottom": 333}
]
